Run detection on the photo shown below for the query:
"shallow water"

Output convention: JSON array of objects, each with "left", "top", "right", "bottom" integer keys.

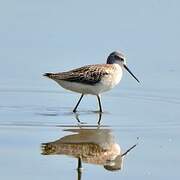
[
  {"left": 1, "top": 1, "right": 180, "bottom": 179},
  {"left": 0, "top": 86, "right": 180, "bottom": 180}
]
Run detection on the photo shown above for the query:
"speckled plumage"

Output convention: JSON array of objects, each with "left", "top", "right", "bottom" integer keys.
[
  {"left": 41, "top": 129, "right": 122, "bottom": 171},
  {"left": 44, "top": 64, "right": 118, "bottom": 85}
]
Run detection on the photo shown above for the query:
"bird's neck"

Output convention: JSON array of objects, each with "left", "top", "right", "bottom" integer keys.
[{"left": 106, "top": 61, "right": 123, "bottom": 69}]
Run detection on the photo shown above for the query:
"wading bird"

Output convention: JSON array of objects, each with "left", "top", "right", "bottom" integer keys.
[{"left": 44, "top": 51, "right": 139, "bottom": 112}]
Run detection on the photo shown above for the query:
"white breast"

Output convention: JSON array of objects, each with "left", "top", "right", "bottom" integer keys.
[{"left": 98, "top": 64, "right": 123, "bottom": 93}]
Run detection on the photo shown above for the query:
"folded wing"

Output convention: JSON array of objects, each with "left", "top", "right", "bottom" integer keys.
[{"left": 44, "top": 65, "right": 110, "bottom": 85}]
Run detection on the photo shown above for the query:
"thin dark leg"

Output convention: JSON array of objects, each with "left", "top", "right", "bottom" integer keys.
[
  {"left": 97, "top": 112, "right": 102, "bottom": 125},
  {"left": 77, "top": 157, "right": 82, "bottom": 169},
  {"left": 77, "top": 157, "right": 83, "bottom": 180},
  {"left": 97, "top": 95, "right": 102, "bottom": 113},
  {"left": 75, "top": 112, "right": 81, "bottom": 123},
  {"left": 73, "top": 94, "right": 84, "bottom": 112}
]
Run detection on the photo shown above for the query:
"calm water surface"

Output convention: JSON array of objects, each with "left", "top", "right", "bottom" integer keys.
[
  {"left": 0, "top": 86, "right": 180, "bottom": 180},
  {"left": 1, "top": 1, "right": 180, "bottom": 179}
]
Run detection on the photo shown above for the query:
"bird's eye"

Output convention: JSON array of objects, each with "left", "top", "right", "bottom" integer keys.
[
  {"left": 120, "top": 57, "right": 124, "bottom": 62},
  {"left": 114, "top": 55, "right": 124, "bottom": 62},
  {"left": 114, "top": 55, "right": 120, "bottom": 59}
]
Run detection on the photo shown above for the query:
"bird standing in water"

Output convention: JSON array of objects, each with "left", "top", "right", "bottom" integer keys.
[{"left": 44, "top": 51, "right": 139, "bottom": 112}]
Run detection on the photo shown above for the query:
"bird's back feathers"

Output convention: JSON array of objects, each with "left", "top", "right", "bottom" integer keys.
[{"left": 43, "top": 64, "right": 115, "bottom": 85}]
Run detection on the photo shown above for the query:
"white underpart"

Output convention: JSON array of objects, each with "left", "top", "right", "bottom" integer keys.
[{"left": 54, "top": 64, "right": 123, "bottom": 95}]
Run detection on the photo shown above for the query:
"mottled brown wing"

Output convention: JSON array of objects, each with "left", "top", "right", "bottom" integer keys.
[{"left": 53, "top": 65, "right": 109, "bottom": 85}]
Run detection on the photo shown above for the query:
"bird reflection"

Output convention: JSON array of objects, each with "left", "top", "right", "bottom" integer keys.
[
  {"left": 74, "top": 112, "right": 102, "bottom": 125},
  {"left": 42, "top": 128, "right": 122, "bottom": 171},
  {"left": 41, "top": 127, "right": 137, "bottom": 177}
]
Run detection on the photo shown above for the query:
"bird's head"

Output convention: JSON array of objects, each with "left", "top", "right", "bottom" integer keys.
[
  {"left": 107, "top": 51, "right": 140, "bottom": 83},
  {"left": 107, "top": 51, "right": 126, "bottom": 66}
]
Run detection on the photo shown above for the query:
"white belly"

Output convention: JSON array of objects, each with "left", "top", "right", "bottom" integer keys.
[{"left": 54, "top": 64, "right": 123, "bottom": 95}]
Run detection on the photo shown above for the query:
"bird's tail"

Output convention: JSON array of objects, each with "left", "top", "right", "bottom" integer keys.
[{"left": 43, "top": 73, "right": 55, "bottom": 78}]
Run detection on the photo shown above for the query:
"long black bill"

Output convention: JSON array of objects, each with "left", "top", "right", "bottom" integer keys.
[{"left": 123, "top": 64, "right": 140, "bottom": 83}]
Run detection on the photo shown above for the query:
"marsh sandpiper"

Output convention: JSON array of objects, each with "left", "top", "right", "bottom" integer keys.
[{"left": 43, "top": 51, "right": 139, "bottom": 112}]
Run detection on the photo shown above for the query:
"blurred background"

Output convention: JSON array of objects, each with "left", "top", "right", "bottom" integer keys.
[{"left": 0, "top": 0, "right": 180, "bottom": 91}]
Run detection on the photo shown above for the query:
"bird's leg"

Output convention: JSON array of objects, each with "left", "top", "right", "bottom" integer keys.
[
  {"left": 73, "top": 94, "right": 84, "bottom": 112},
  {"left": 77, "top": 157, "right": 83, "bottom": 170},
  {"left": 97, "top": 112, "right": 102, "bottom": 125},
  {"left": 77, "top": 157, "right": 83, "bottom": 180},
  {"left": 97, "top": 95, "right": 103, "bottom": 113},
  {"left": 74, "top": 112, "right": 81, "bottom": 123}
]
